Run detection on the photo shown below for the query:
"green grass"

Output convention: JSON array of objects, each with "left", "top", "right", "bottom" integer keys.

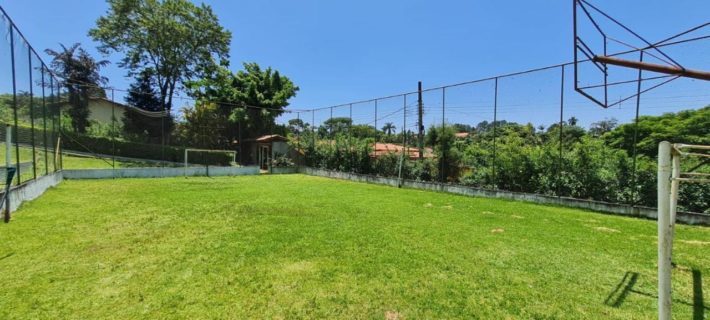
[{"left": 0, "top": 175, "right": 708, "bottom": 319}]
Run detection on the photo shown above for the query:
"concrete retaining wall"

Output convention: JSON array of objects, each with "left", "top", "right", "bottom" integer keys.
[
  {"left": 300, "top": 167, "right": 710, "bottom": 226},
  {"left": 63, "top": 166, "right": 260, "bottom": 179},
  {"left": 0, "top": 171, "right": 63, "bottom": 213}
]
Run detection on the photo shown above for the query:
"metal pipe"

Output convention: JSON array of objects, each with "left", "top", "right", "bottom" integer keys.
[
  {"left": 594, "top": 56, "right": 710, "bottom": 81},
  {"left": 631, "top": 51, "right": 644, "bottom": 205}
]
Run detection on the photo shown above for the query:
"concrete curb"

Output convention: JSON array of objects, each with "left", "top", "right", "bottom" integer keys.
[
  {"left": 63, "top": 166, "right": 260, "bottom": 179},
  {"left": 0, "top": 171, "right": 63, "bottom": 213}
]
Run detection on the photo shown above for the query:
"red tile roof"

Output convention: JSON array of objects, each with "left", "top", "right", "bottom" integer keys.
[
  {"left": 371, "top": 143, "right": 434, "bottom": 159},
  {"left": 254, "top": 134, "right": 289, "bottom": 143}
]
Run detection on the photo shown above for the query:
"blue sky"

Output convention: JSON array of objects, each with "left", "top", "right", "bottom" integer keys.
[{"left": 1, "top": 0, "right": 709, "bottom": 128}]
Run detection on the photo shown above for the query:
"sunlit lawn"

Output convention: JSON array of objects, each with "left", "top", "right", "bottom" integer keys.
[{"left": 0, "top": 175, "right": 708, "bottom": 319}]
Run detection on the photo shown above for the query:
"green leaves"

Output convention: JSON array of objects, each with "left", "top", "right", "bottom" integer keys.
[
  {"left": 90, "top": 0, "right": 232, "bottom": 109},
  {"left": 185, "top": 62, "right": 299, "bottom": 144}
]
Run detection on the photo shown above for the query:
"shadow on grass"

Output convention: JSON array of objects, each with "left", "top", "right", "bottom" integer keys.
[
  {"left": 692, "top": 269, "right": 704, "bottom": 320},
  {"left": 606, "top": 270, "right": 706, "bottom": 320},
  {"left": 0, "top": 252, "right": 14, "bottom": 261},
  {"left": 605, "top": 271, "right": 639, "bottom": 307}
]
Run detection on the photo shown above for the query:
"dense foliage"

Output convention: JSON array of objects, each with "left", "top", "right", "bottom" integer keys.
[
  {"left": 45, "top": 43, "right": 108, "bottom": 133},
  {"left": 297, "top": 107, "right": 709, "bottom": 213},
  {"left": 185, "top": 62, "right": 298, "bottom": 145}
]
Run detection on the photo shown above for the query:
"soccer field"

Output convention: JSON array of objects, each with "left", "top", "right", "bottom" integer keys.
[{"left": 0, "top": 175, "right": 707, "bottom": 319}]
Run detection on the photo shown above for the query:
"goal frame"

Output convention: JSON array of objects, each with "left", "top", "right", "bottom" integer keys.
[
  {"left": 184, "top": 148, "right": 237, "bottom": 177},
  {"left": 657, "top": 142, "right": 710, "bottom": 320}
]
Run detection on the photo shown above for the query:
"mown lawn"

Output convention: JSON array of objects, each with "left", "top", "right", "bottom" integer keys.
[{"left": 0, "top": 175, "right": 708, "bottom": 319}]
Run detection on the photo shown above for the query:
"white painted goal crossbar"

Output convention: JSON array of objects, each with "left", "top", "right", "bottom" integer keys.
[{"left": 184, "top": 148, "right": 237, "bottom": 177}]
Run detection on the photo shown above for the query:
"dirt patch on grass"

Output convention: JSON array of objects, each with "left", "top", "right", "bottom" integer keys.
[
  {"left": 482, "top": 211, "right": 494, "bottom": 215},
  {"left": 423, "top": 203, "right": 433, "bottom": 208},
  {"left": 679, "top": 239, "right": 710, "bottom": 246},
  {"left": 283, "top": 261, "right": 315, "bottom": 273},
  {"left": 385, "top": 311, "right": 402, "bottom": 320},
  {"left": 594, "top": 227, "right": 620, "bottom": 233},
  {"left": 491, "top": 228, "right": 504, "bottom": 233}
]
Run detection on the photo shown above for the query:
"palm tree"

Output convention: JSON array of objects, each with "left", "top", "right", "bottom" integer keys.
[
  {"left": 382, "top": 122, "right": 396, "bottom": 136},
  {"left": 45, "top": 43, "right": 109, "bottom": 133},
  {"left": 567, "top": 116, "right": 579, "bottom": 127}
]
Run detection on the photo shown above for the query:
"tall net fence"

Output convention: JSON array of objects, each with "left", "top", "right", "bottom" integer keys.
[
  {"left": 291, "top": 60, "right": 710, "bottom": 213},
  {"left": 0, "top": 10, "right": 62, "bottom": 187}
]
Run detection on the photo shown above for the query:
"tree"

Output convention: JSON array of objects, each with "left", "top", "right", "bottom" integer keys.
[
  {"left": 287, "top": 118, "right": 307, "bottom": 135},
  {"left": 382, "top": 122, "right": 396, "bottom": 136},
  {"left": 568, "top": 116, "right": 579, "bottom": 127},
  {"left": 122, "top": 70, "right": 174, "bottom": 141},
  {"left": 589, "top": 118, "right": 618, "bottom": 137},
  {"left": 90, "top": 0, "right": 231, "bottom": 110},
  {"left": 322, "top": 117, "right": 352, "bottom": 136},
  {"left": 186, "top": 62, "right": 299, "bottom": 145},
  {"left": 46, "top": 43, "right": 108, "bottom": 133},
  {"left": 425, "top": 125, "right": 460, "bottom": 182},
  {"left": 181, "top": 102, "right": 228, "bottom": 148},
  {"left": 604, "top": 106, "right": 710, "bottom": 157}
]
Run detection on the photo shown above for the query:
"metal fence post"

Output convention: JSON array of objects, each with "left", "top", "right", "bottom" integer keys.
[
  {"left": 9, "top": 27, "right": 21, "bottom": 185},
  {"left": 49, "top": 76, "right": 56, "bottom": 172},
  {"left": 348, "top": 104, "right": 353, "bottom": 171},
  {"left": 111, "top": 89, "right": 116, "bottom": 171},
  {"left": 492, "top": 77, "right": 498, "bottom": 188},
  {"left": 28, "top": 49, "right": 36, "bottom": 180},
  {"left": 41, "top": 66, "right": 49, "bottom": 175},
  {"left": 631, "top": 51, "right": 644, "bottom": 205},
  {"left": 329, "top": 106, "right": 333, "bottom": 138},
  {"left": 558, "top": 65, "right": 565, "bottom": 196},
  {"left": 441, "top": 87, "right": 446, "bottom": 182},
  {"left": 374, "top": 99, "right": 378, "bottom": 143},
  {"left": 296, "top": 112, "right": 301, "bottom": 165},
  {"left": 397, "top": 95, "right": 407, "bottom": 186}
]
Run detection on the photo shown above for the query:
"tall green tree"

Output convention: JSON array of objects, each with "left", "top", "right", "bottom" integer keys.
[
  {"left": 123, "top": 70, "right": 174, "bottom": 141},
  {"left": 187, "top": 62, "right": 299, "bottom": 144},
  {"left": 382, "top": 122, "right": 396, "bottom": 136},
  {"left": 90, "top": 0, "right": 231, "bottom": 110},
  {"left": 45, "top": 43, "right": 108, "bottom": 133}
]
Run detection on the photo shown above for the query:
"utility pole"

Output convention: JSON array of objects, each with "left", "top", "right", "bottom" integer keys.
[{"left": 417, "top": 81, "right": 424, "bottom": 160}]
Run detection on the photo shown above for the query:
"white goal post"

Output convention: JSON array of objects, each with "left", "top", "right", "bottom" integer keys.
[
  {"left": 184, "top": 148, "right": 237, "bottom": 176},
  {"left": 657, "top": 141, "right": 710, "bottom": 320}
]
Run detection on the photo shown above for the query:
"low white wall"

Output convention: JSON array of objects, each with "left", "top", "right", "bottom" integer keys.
[
  {"left": 0, "top": 171, "right": 63, "bottom": 213},
  {"left": 63, "top": 166, "right": 260, "bottom": 179},
  {"left": 300, "top": 167, "right": 710, "bottom": 226}
]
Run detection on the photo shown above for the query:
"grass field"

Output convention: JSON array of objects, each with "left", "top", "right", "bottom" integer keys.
[{"left": 0, "top": 175, "right": 708, "bottom": 319}]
